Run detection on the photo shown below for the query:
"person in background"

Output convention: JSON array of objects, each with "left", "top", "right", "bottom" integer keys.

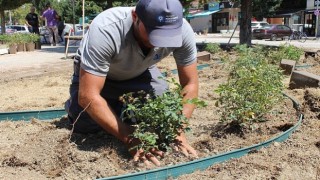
[
  {"left": 41, "top": 2, "right": 59, "bottom": 46},
  {"left": 57, "top": 16, "right": 65, "bottom": 43},
  {"left": 65, "top": 0, "right": 199, "bottom": 166},
  {"left": 25, "top": 6, "right": 40, "bottom": 34}
]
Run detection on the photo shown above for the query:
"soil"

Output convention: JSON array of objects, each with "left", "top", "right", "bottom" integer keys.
[{"left": 0, "top": 47, "right": 319, "bottom": 180}]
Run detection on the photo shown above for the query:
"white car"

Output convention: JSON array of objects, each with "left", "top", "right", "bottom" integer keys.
[
  {"left": 6, "top": 25, "right": 30, "bottom": 33},
  {"left": 251, "top": 21, "right": 269, "bottom": 31},
  {"left": 64, "top": 23, "right": 85, "bottom": 35}
]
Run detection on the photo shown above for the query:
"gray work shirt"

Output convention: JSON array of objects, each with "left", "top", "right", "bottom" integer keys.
[{"left": 79, "top": 7, "right": 197, "bottom": 81}]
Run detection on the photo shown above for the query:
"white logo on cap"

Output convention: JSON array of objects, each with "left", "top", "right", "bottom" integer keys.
[{"left": 158, "top": 16, "right": 164, "bottom": 23}]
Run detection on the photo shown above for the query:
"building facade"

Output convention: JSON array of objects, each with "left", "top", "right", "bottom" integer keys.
[
  {"left": 305, "top": 0, "right": 320, "bottom": 36},
  {"left": 187, "top": 1, "right": 240, "bottom": 34}
]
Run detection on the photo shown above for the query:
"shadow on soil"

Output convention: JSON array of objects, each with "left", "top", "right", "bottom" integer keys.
[
  {"left": 39, "top": 45, "right": 78, "bottom": 59},
  {"left": 52, "top": 117, "right": 131, "bottom": 160}
]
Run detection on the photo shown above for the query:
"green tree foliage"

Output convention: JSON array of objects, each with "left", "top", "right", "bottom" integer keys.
[
  {"left": 252, "top": 0, "right": 282, "bottom": 21},
  {"left": 58, "top": 0, "right": 102, "bottom": 23},
  {"left": 0, "top": 0, "right": 30, "bottom": 11},
  {"left": 279, "top": 0, "right": 306, "bottom": 10},
  {"left": 0, "top": 0, "right": 31, "bottom": 34},
  {"left": 8, "top": 3, "right": 31, "bottom": 25}
]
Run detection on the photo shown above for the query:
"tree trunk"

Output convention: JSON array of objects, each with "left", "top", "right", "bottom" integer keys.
[
  {"left": 106, "top": 0, "right": 113, "bottom": 9},
  {"left": 239, "top": 0, "right": 252, "bottom": 46},
  {"left": 0, "top": 10, "right": 5, "bottom": 34}
]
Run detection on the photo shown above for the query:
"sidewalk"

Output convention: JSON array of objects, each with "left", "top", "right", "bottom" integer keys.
[{"left": 0, "top": 44, "right": 77, "bottom": 73}]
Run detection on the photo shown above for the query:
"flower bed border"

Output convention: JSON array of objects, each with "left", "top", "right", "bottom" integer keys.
[{"left": 0, "top": 94, "right": 303, "bottom": 180}]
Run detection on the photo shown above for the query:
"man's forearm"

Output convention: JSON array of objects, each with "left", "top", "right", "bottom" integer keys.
[
  {"left": 181, "top": 83, "right": 198, "bottom": 118},
  {"left": 78, "top": 93, "right": 133, "bottom": 144}
]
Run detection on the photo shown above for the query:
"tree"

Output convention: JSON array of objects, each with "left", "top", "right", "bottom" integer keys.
[
  {"left": 252, "top": 0, "right": 282, "bottom": 21},
  {"left": 234, "top": 0, "right": 283, "bottom": 45},
  {"left": 0, "top": 0, "right": 31, "bottom": 34},
  {"left": 279, "top": 0, "right": 306, "bottom": 10},
  {"left": 239, "top": 0, "right": 252, "bottom": 45}
]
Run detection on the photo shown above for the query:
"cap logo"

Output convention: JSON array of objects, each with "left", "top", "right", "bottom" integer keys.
[
  {"left": 153, "top": 54, "right": 161, "bottom": 60},
  {"left": 165, "top": 15, "right": 179, "bottom": 23},
  {"left": 158, "top": 16, "right": 164, "bottom": 23}
]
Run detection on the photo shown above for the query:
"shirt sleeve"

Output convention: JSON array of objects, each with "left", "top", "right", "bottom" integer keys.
[
  {"left": 173, "top": 19, "right": 197, "bottom": 66},
  {"left": 80, "top": 23, "right": 116, "bottom": 77}
]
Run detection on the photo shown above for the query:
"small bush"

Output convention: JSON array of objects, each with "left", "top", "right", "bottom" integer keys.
[
  {"left": 267, "top": 44, "right": 304, "bottom": 64},
  {"left": 120, "top": 78, "right": 206, "bottom": 154},
  {"left": 205, "top": 43, "right": 221, "bottom": 54},
  {"left": 215, "top": 46, "right": 284, "bottom": 127},
  {"left": 233, "top": 44, "right": 250, "bottom": 55}
]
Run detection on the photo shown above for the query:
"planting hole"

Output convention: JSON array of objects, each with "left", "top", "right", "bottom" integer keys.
[{"left": 275, "top": 123, "right": 294, "bottom": 132}]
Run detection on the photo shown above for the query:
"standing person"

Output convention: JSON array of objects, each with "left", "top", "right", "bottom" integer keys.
[
  {"left": 41, "top": 2, "right": 58, "bottom": 46},
  {"left": 65, "top": 0, "right": 199, "bottom": 166},
  {"left": 57, "top": 16, "right": 65, "bottom": 43},
  {"left": 25, "top": 6, "right": 40, "bottom": 34}
]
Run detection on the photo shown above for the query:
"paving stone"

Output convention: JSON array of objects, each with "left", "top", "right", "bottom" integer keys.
[
  {"left": 197, "top": 51, "right": 211, "bottom": 61},
  {"left": 280, "top": 59, "right": 296, "bottom": 75},
  {"left": 289, "top": 71, "right": 320, "bottom": 89}
]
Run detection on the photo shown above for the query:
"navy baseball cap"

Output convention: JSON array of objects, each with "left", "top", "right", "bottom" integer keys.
[{"left": 135, "top": 0, "right": 183, "bottom": 47}]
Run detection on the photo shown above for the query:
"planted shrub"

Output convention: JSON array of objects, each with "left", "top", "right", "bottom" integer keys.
[
  {"left": 120, "top": 78, "right": 206, "bottom": 154},
  {"left": 267, "top": 44, "right": 304, "bottom": 64},
  {"left": 205, "top": 43, "right": 221, "bottom": 54},
  {"left": 0, "top": 34, "right": 9, "bottom": 44},
  {"left": 233, "top": 44, "right": 250, "bottom": 55},
  {"left": 215, "top": 46, "right": 284, "bottom": 127}
]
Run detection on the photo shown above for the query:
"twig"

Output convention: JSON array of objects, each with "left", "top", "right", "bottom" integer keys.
[{"left": 69, "top": 100, "right": 92, "bottom": 141}]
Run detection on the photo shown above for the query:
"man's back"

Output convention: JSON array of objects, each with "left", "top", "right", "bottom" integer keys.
[
  {"left": 79, "top": 7, "right": 196, "bottom": 81},
  {"left": 26, "top": 12, "right": 38, "bottom": 27},
  {"left": 42, "top": 9, "right": 57, "bottom": 27}
]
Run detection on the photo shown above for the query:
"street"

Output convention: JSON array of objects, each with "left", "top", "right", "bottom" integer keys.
[{"left": 195, "top": 33, "right": 320, "bottom": 51}]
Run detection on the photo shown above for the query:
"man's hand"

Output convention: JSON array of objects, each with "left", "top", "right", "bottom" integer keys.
[
  {"left": 173, "top": 132, "right": 198, "bottom": 158},
  {"left": 126, "top": 138, "right": 164, "bottom": 167}
]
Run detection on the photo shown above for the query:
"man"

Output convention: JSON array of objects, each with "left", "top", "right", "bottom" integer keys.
[
  {"left": 57, "top": 16, "right": 65, "bottom": 42},
  {"left": 25, "top": 6, "right": 40, "bottom": 34},
  {"left": 65, "top": 0, "right": 199, "bottom": 166},
  {"left": 41, "top": 2, "right": 58, "bottom": 46}
]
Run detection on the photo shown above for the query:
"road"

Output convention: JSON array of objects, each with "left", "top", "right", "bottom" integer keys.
[{"left": 195, "top": 33, "right": 320, "bottom": 51}]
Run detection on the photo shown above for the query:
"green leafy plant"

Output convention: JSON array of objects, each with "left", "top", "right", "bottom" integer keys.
[
  {"left": 22, "top": 33, "right": 40, "bottom": 43},
  {"left": 4, "top": 34, "right": 17, "bottom": 46},
  {"left": 215, "top": 46, "right": 284, "bottom": 128},
  {"left": 13, "top": 33, "right": 26, "bottom": 44},
  {"left": 29, "top": 33, "right": 40, "bottom": 43},
  {"left": 233, "top": 44, "right": 250, "bottom": 55},
  {"left": 267, "top": 44, "right": 304, "bottom": 64},
  {"left": 0, "top": 34, "right": 10, "bottom": 44},
  {"left": 120, "top": 78, "right": 206, "bottom": 154},
  {"left": 204, "top": 42, "right": 221, "bottom": 54}
]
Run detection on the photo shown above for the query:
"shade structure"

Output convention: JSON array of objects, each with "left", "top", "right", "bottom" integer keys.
[{"left": 186, "top": 10, "right": 220, "bottom": 19}]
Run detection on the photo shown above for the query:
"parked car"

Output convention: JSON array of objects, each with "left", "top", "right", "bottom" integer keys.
[
  {"left": 251, "top": 21, "right": 269, "bottom": 31},
  {"left": 252, "top": 24, "right": 292, "bottom": 41},
  {"left": 6, "top": 25, "right": 30, "bottom": 34},
  {"left": 39, "top": 26, "right": 50, "bottom": 44},
  {"left": 64, "top": 23, "right": 84, "bottom": 35},
  {"left": 0, "top": 26, "right": 17, "bottom": 34}
]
